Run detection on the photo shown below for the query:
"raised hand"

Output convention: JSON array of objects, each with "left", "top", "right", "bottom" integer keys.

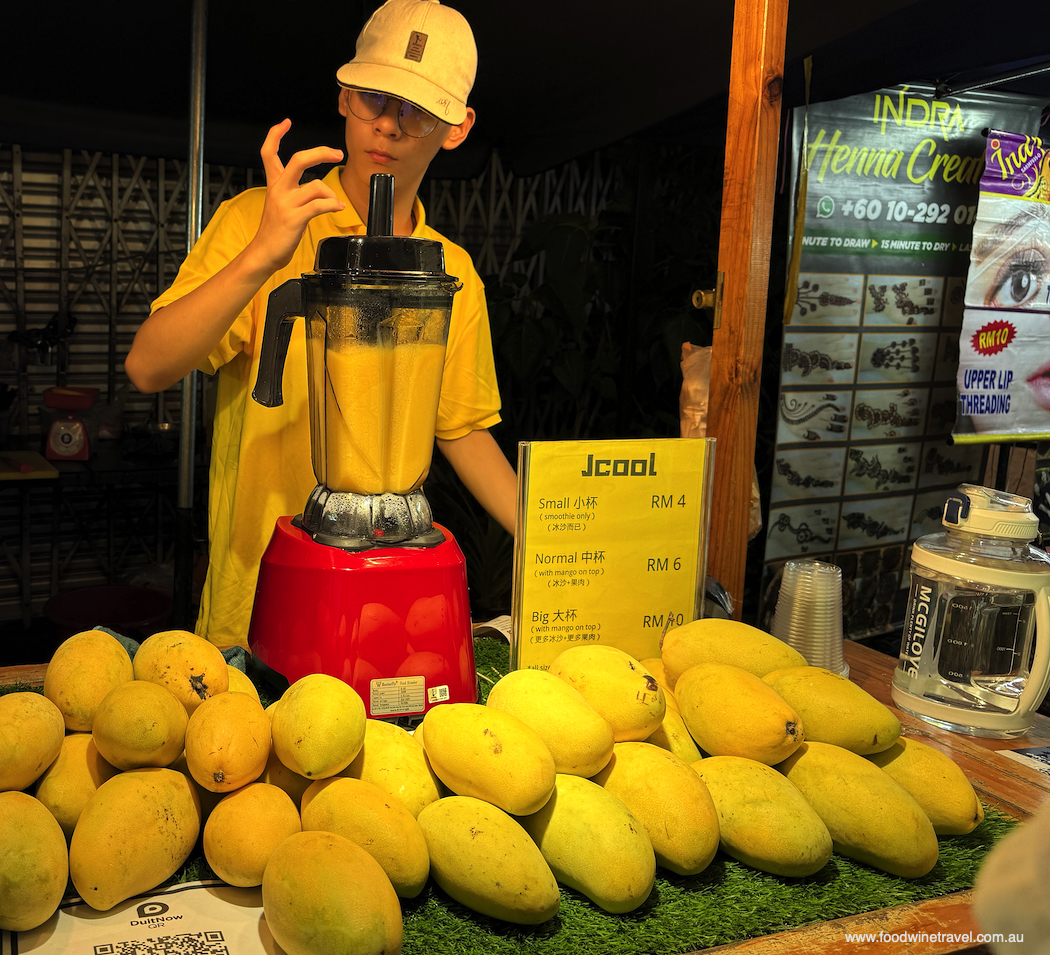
[{"left": 249, "top": 119, "right": 345, "bottom": 273}]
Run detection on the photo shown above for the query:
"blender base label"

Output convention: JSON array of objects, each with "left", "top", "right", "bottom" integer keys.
[{"left": 370, "top": 676, "right": 426, "bottom": 716}]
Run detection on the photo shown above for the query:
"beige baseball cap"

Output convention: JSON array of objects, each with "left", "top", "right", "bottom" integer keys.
[{"left": 336, "top": 0, "right": 477, "bottom": 126}]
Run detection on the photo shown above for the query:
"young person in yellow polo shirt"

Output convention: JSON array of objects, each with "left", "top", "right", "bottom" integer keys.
[{"left": 125, "top": 0, "right": 516, "bottom": 648}]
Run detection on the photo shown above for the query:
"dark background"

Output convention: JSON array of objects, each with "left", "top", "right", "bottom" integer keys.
[{"left": 3, "top": 0, "right": 1049, "bottom": 176}]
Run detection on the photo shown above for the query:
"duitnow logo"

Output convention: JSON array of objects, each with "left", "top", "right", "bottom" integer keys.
[{"left": 130, "top": 901, "right": 183, "bottom": 926}]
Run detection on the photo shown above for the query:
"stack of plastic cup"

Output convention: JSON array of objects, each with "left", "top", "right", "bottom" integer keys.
[{"left": 771, "top": 558, "right": 849, "bottom": 677}]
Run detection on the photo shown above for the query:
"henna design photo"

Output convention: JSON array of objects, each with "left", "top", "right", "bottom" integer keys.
[
  {"left": 871, "top": 338, "right": 921, "bottom": 372},
  {"left": 770, "top": 448, "right": 846, "bottom": 502},
  {"left": 777, "top": 392, "right": 850, "bottom": 442},
  {"left": 858, "top": 332, "right": 936, "bottom": 383},
  {"left": 843, "top": 511, "right": 905, "bottom": 539},
  {"left": 775, "top": 458, "right": 837, "bottom": 489},
  {"left": 792, "top": 273, "right": 864, "bottom": 324},
  {"left": 863, "top": 274, "right": 944, "bottom": 327},
  {"left": 847, "top": 447, "right": 916, "bottom": 491},
  {"left": 765, "top": 504, "right": 839, "bottom": 559},
  {"left": 838, "top": 498, "right": 913, "bottom": 550},
  {"left": 781, "top": 334, "right": 857, "bottom": 385},
  {"left": 771, "top": 512, "right": 834, "bottom": 545}
]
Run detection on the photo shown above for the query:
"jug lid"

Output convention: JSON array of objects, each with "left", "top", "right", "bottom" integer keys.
[
  {"left": 942, "top": 483, "right": 1039, "bottom": 540},
  {"left": 313, "top": 234, "right": 457, "bottom": 283}
]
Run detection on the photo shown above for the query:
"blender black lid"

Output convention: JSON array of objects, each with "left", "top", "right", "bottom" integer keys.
[
  {"left": 314, "top": 234, "right": 452, "bottom": 279},
  {"left": 313, "top": 173, "right": 456, "bottom": 281}
]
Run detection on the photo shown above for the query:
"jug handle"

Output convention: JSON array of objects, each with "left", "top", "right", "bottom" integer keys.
[
  {"left": 252, "top": 279, "right": 304, "bottom": 408},
  {"left": 1016, "top": 587, "right": 1050, "bottom": 719}
]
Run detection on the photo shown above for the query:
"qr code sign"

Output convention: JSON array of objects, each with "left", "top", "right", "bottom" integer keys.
[{"left": 93, "top": 931, "right": 228, "bottom": 955}]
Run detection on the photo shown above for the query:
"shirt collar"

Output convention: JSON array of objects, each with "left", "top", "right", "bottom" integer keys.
[{"left": 323, "top": 166, "right": 427, "bottom": 236}]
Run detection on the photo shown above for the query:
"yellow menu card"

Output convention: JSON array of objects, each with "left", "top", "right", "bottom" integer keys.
[{"left": 511, "top": 437, "right": 714, "bottom": 670}]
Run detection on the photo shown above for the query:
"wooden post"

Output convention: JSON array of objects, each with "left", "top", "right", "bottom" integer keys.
[{"left": 707, "top": 0, "right": 789, "bottom": 616}]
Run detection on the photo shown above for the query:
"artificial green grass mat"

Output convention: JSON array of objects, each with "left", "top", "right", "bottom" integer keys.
[{"left": 396, "top": 807, "right": 1016, "bottom": 955}]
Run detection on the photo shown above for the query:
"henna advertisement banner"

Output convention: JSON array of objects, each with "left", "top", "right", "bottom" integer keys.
[
  {"left": 763, "top": 85, "right": 1045, "bottom": 639},
  {"left": 952, "top": 129, "right": 1050, "bottom": 443}
]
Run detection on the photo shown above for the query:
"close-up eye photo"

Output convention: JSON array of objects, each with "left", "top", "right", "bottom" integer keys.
[{"left": 967, "top": 198, "right": 1050, "bottom": 311}]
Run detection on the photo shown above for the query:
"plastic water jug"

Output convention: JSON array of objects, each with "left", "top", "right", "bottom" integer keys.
[{"left": 892, "top": 484, "right": 1050, "bottom": 738}]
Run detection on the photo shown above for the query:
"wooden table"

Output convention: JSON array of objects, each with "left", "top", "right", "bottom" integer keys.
[
  {"left": 5, "top": 641, "right": 1048, "bottom": 955},
  {"left": 707, "top": 639, "right": 1050, "bottom": 955}
]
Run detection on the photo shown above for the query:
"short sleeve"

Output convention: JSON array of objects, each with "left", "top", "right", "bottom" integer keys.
[
  {"left": 149, "top": 190, "right": 265, "bottom": 374},
  {"left": 434, "top": 259, "right": 502, "bottom": 440}
]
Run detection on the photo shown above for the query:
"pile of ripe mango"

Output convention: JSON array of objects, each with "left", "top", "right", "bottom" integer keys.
[{"left": 0, "top": 620, "right": 984, "bottom": 955}]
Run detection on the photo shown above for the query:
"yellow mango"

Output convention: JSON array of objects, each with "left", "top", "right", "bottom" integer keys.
[
  {"left": 91, "top": 679, "right": 188, "bottom": 770},
  {"left": 341, "top": 718, "right": 442, "bottom": 817},
  {"left": 34, "top": 732, "right": 118, "bottom": 841},
  {"left": 867, "top": 737, "right": 983, "bottom": 835},
  {"left": 417, "top": 795, "right": 560, "bottom": 924},
  {"left": 763, "top": 665, "right": 901, "bottom": 754},
  {"left": 169, "top": 750, "right": 224, "bottom": 825},
  {"left": 262, "top": 830, "right": 403, "bottom": 955},
  {"left": 226, "top": 664, "right": 261, "bottom": 703},
  {"left": 692, "top": 755, "right": 832, "bottom": 877},
  {"left": 645, "top": 705, "right": 702, "bottom": 764},
  {"left": 185, "top": 690, "right": 271, "bottom": 793},
  {"left": 0, "top": 691, "right": 66, "bottom": 792},
  {"left": 420, "top": 703, "right": 555, "bottom": 815},
  {"left": 203, "top": 782, "right": 301, "bottom": 886},
  {"left": 548, "top": 645, "right": 665, "bottom": 742},
  {"left": 43, "top": 629, "right": 134, "bottom": 731},
  {"left": 640, "top": 657, "right": 680, "bottom": 712},
  {"left": 301, "top": 776, "right": 429, "bottom": 898},
  {"left": 675, "top": 662, "right": 804, "bottom": 765},
  {"left": 662, "top": 618, "right": 806, "bottom": 686},
  {"left": 260, "top": 744, "right": 314, "bottom": 811},
  {"left": 133, "top": 629, "right": 229, "bottom": 715},
  {"left": 591, "top": 741, "right": 719, "bottom": 875},
  {"left": 778, "top": 741, "right": 938, "bottom": 878},
  {"left": 0, "top": 791, "right": 68, "bottom": 932},
  {"left": 271, "top": 673, "right": 366, "bottom": 779},
  {"left": 486, "top": 668, "right": 615, "bottom": 776},
  {"left": 70, "top": 767, "right": 202, "bottom": 910},
  {"left": 518, "top": 773, "right": 655, "bottom": 913}
]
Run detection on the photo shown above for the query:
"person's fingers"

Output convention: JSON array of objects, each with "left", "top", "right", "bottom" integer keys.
[
  {"left": 281, "top": 146, "right": 346, "bottom": 184},
  {"left": 299, "top": 196, "right": 347, "bottom": 219},
  {"left": 260, "top": 119, "right": 292, "bottom": 186},
  {"left": 292, "top": 180, "right": 339, "bottom": 207}
]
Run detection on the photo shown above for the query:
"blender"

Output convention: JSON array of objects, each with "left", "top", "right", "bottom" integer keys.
[
  {"left": 892, "top": 484, "right": 1050, "bottom": 738},
  {"left": 247, "top": 173, "right": 477, "bottom": 721}
]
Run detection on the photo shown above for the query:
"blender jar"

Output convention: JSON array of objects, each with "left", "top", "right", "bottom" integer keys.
[{"left": 309, "top": 282, "right": 453, "bottom": 496}]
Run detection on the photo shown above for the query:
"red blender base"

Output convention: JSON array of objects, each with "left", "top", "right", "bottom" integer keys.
[{"left": 248, "top": 517, "right": 477, "bottom": 719}]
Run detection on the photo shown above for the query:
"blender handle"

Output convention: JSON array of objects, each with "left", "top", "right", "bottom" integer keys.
[
  {"left": 1016, "top": 587, "right": 1050, "bottom": 720},
  {"left": 252, "top": 279, "right": 304, "bottom": 408}
]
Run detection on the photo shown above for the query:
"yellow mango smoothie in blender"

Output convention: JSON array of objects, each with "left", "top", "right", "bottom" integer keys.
[{"left": 323, "top": 340, "right": 446, "bottom": 495}]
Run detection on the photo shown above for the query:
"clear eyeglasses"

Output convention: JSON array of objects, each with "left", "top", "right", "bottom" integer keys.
[{"left": 346, "top": 89, "right": 440, "bottom": 138}]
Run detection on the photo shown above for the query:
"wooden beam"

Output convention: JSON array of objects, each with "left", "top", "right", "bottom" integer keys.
[{"left": 707, "top": 0, "right": 789, "bottom": 616}]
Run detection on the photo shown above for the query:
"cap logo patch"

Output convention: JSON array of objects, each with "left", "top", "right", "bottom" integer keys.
[{"left": 405, "top": 31, "right": 428, "bottom": 62}]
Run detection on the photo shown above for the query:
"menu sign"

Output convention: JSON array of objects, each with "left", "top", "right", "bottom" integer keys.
[{"left": 511, "top": 438, "right": 713, "bottom": 670}]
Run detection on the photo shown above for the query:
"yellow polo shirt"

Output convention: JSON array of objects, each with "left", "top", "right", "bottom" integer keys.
[{"left": 150, "top": 167, "right": 501, "bottom": 647}]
